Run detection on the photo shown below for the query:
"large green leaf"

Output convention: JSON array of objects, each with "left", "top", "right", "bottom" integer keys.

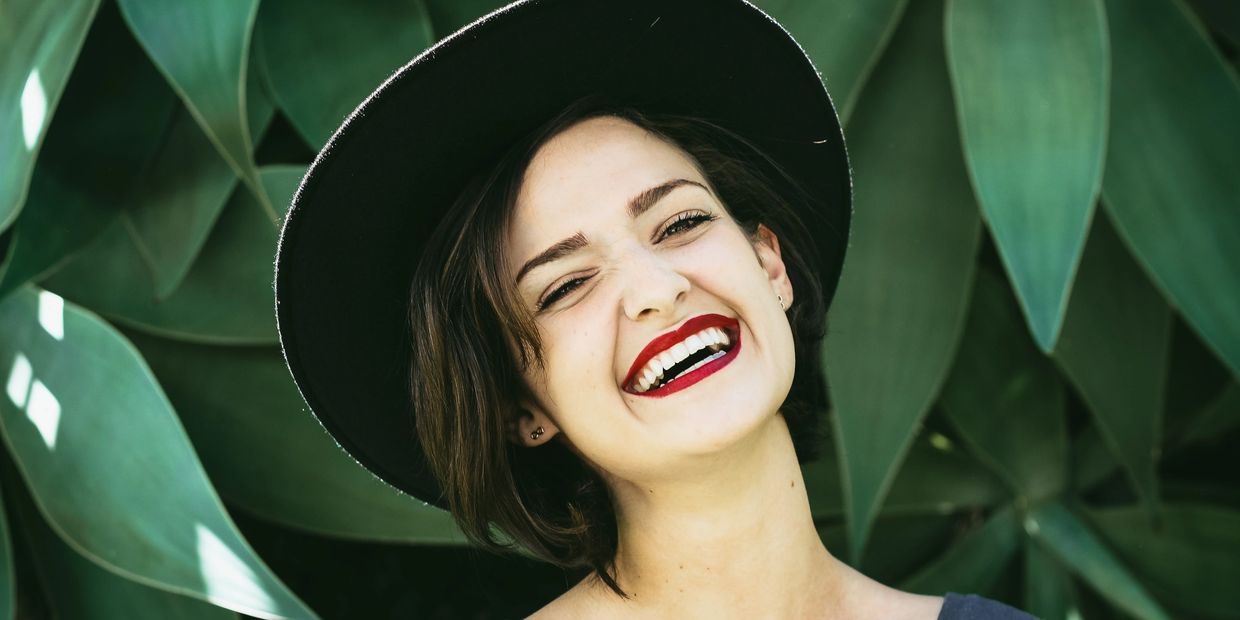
[
  {"left": 0, "top": 0, "right": 100, "bottom": 233},
  {"left": 1101, "top": 0, "right": 1240, "bottom": 378},
  {"left": 1075, "top": 319, "right": 1234, "bottom": 494},
  {"left": 124, "top": 329, "right": 467, "bottom": 544},
  {"left": 1027, "top": 501, "right": 1170, "bottom": 620},
  {"left": 859, "top": 514, "right": 959, "bottom": 585},
  {"left": 823, "top": 0, "right": 982, "bottom": 561},
  {"left": 1186, "top": 0, "right": 1240, "bottom": 46},
  {"left": 1054, "top": 211, "right": 1170, "bottom": 513},
  {"left": 753, "top": 0, "right": 908, "bottom": 124},
  {"left": 1070, "top": 425, "right": 1119, "bottom": 494},
  {"left": 817, "top": 513, "right": 956, "bottom": 584},
  {"left": 39, "top": 167, "right": 297, "bottom": 345},
  {"left": 900, "top": 505, "right": 1020, "bottom": 596},
  {"left": 257, "top": 165, "right": 301, "bottom": 223},
  {"left": 115, "top": 0, "right": 267, "bottom": 210},
  {"left": 1163, "top": 317, "right": 1234, "bottom": 441},
  {"left": 1089, "top": 503, "right": 1240, "bottom": 619},
  {"left": 1023, "top": 539, "right": 1074, "bottom": 620},
  {"left": 0, "top": 474, "right": 12, "bottom": 619},
  {"left": 125, "top": 55, "right": 277, "bottom": 301},
  {"left": 945, "top": 0, "right": 1109, "bottom": 351},
  {"left": 873, "top": 432, "right": 1006, "bottom": 517},
  {"left": 1163, "top": 480, "right": 1240, "bottom": 514},
  {"left": 0, "top": 2, "right": 177, "bottom": 303},
  {"left": 423, "top": 0, "right": 508, "bottom": 38},
  {"left": 257, "top": 0, "right": 434, "bottom": 149},
  {"left": 940, "top": 269, "right": 1067, "bottom": 503},
  {"left": 0, "top": 285, "right": 315, "bottom": 618},
  {"left": 1176, "top": 381, "right": 1240, "bottom": 446},
  {"left": 1074, "top": 381, "right": 1239, "bottom": 496},
  {"left": 805, "top": 432, "right": 1004, "bottom": 520},
  {"left": 2, "top": 464, "right": 236, "bottom": 619}
]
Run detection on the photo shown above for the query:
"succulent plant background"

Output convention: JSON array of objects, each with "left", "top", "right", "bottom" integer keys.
[{"left": 1, "top": 0, "right": 1237, "bottom": 618}]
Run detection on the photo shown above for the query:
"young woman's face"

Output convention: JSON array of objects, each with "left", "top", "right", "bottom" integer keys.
[{"left": 506, "top": 115, "right": 796, "bottom": 485}]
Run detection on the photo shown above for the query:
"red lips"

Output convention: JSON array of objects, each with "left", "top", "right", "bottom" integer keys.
[{"left": 623, "top": 313, "right": 741, "bottom": 397}]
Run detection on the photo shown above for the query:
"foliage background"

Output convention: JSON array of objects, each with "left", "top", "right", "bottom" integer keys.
[{"left": 1, "top": 0, "right": 1238, "bottom": 617}]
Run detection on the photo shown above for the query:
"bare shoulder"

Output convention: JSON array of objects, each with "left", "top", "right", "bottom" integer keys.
[
  {"left": 865, "top": 589, "right": 945, "bottom": 619},
  {"left": 525, "top": 594, "right": 573, "bottom": 620},
  {"left": 897, "top": 592, "right": 946, "bottom": 619},
  {"left": 525, "top": 577, "right": 612, "bottom": 619},
  {"left": 842, "top": 575, "right": 945, "bottom": 620}
]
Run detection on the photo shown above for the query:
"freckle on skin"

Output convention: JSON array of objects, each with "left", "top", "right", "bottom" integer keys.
[{"left": 790, "top": 480, "right": 795, "bottom": 488}]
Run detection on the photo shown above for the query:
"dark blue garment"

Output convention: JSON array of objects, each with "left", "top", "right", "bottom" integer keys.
[{"left": 936, "top": 593, "right": 1037, "bottom": 619}]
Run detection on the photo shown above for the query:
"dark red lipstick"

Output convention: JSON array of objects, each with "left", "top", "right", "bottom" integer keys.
[{"left": 623, "top": 314, "right": 741, "bottom": 398}]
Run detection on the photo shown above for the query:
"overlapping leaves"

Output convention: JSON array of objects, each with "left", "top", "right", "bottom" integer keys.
[{"left": 0, "top": 0, "right": 1235, "bottom": 617}]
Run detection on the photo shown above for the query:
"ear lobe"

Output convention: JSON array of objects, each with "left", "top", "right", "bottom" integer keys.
[
  {"left": 511, "top": 402, "right": 560, "bottom": 447},
  {"left": 754, "top": 224, "right": 794, "bottom": 306}
]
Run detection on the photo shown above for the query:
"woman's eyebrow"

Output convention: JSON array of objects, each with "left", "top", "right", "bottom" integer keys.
[
  {"left": 627, "top": 178, "right": 708, "bottom": 218},
  {"left": 515, "top": 178, "right": 709, "bottom": 284},
  {"left": 516, "top": 232, "right": 588, "bottom": 284}
]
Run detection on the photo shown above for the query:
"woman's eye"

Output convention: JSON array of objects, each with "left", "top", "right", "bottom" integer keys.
[
  {"left": 657, "top": 212, "right": 717, "bottom": 242},
  {"left": 539, "top": 276, "right": 590, "bottom": 311}
]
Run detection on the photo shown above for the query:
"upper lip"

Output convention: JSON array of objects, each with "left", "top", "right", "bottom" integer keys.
[{"left": 623, "top": 313, "right": 739, "bottom": 390}]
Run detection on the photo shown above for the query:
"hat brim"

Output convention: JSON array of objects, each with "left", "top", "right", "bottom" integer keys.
[{"left": 274, "top": 0, "right": 852, "bottom": 508}]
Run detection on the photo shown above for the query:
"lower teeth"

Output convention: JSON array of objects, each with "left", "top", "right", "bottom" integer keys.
[{"left": 654, "top": 349, "right": 727, "bottom": 390}]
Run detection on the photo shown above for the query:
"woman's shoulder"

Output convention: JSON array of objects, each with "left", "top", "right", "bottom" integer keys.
[
  {"left": 525, "top": 577, "right": 608, "bottom": 619},
  {"left": 936, "top": 592, "right": 1037, "bottom": 620},
  {"left": 524, "top": 592, "right": 579, "bottom": 619}
]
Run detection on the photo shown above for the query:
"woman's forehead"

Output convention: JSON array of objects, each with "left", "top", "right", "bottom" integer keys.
[{"left": 513, "top": 116, "right": 707, "bottom": 225}]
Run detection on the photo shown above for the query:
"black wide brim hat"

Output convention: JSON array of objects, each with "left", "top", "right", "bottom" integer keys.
[{"left": 274, "top": 0, "right": 852, "bottom": 509}]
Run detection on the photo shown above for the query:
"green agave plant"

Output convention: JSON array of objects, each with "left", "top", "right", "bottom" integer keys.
[{"left": 1, "top": 0, "right": 1237, "bottom": 617}]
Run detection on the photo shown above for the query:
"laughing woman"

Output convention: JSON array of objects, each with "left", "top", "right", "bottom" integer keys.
[{"left": 274, "top": 1, "right": 1034, "bottom": 618}]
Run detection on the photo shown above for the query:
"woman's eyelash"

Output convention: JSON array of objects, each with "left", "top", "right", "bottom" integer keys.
[
  {"left": 537, "top": 212, "right": 716, "bottom": 311},
  {"left": 657, "top": 211, "right": 717, "bottom": 242},
  {"left": 539, "top": 275, "right": 590, "bottom": 311}
]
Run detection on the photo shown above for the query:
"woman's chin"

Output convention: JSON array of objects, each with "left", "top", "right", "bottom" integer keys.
[{"left": 651, "top": 392, "right": 785, "bottom": 458}]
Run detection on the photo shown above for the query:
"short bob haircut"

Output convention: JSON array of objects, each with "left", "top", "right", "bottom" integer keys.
[{"left": 408, "top": 94, "right": 831, "bottom": 597}]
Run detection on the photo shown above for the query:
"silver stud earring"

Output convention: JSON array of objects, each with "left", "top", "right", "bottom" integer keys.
[
  {"left": 777, "top": 294, "right": 785, "bottom": 311},
  {"left": 529, "top": 426, "right": 544, "bottom": 440}
]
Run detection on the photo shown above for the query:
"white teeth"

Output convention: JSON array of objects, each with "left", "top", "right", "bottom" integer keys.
[
  {"left": 681, "top": 349, "right": 727, "bottom": 377},
  {"left": 686, "top": 334, "right": 705, "bottom": 352},
  {"left": 631, "top": 325, "right": 735, "bottom": 393}
]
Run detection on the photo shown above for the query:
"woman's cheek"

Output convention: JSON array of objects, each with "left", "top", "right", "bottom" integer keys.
[
  {"left": 545, "top": 325, "right": 605, "bottom": 398},
  {"left": 675, "top": 226, "right": 751, "bottom": 281}
]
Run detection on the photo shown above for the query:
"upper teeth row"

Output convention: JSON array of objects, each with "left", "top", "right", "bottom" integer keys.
[{"left": 634, "top": 327, "right": 731, "bottom": 392}]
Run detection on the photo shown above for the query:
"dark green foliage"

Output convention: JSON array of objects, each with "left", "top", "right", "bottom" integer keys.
[{"left": 0, "top": 0, "right": 1235, "bottom": 617}]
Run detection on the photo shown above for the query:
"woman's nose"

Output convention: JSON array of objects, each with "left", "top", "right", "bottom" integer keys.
[{"left": 620, "top": 247, "right": 690, "bottom": 321}]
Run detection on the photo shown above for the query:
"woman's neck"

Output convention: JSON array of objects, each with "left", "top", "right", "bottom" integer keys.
[{"left": 580, "top": 414, "right": 848, "bottom": 617}]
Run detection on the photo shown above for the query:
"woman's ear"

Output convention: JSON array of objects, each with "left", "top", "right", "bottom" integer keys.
[
  {"left": 510, "top": 402, "right": 561, "bottom": 447},
  {"left": 753, "top": 223, "right": 793, "bottom": 308}
]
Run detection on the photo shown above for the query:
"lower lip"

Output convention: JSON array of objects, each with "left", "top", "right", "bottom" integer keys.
[{"left": 628, "top": 329, "right": 742, "bottom": 398}]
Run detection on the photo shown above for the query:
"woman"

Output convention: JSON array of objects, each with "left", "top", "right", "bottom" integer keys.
[{"left": 275, "top": 0, "right": 1034, "bottom": 617}]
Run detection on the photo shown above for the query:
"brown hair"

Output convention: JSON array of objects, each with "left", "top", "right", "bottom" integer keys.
[{"left": 407, "top": 95, "right": 830, "bottom": 597}]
